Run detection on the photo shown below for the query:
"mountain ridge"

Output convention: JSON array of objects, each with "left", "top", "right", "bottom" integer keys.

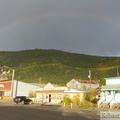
[{"left": 0, "top": 49, "right": 120, "bottom": 85}]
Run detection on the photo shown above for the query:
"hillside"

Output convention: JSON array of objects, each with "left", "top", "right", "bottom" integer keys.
[{"left": 0, "top": 49, "right": 120, "bottom": 85}]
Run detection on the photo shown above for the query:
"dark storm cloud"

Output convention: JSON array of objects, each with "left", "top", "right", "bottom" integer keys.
[{"left": 0, "top": 0, "right": 120, "bottom": 56}]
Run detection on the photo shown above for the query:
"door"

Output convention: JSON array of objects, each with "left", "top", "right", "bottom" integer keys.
[{"left": 49, "top": 94, "right": 51, "bottom": 102}]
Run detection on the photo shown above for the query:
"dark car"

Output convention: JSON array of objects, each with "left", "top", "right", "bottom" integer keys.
[{"left": 13, "top": 96, "right": 33, "bottom": 104}]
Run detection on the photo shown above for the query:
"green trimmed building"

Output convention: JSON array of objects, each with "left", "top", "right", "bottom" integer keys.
[{"left": 98, "top": 77, "right": 120, "bottom": 109}]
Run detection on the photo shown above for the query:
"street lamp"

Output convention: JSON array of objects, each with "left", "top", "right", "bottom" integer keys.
[
  {"left": 10, "top": 69, "right": 15, "bottom": 100},
  {"left": 1, "top": 65, "right": 15, "bottom": 100}
]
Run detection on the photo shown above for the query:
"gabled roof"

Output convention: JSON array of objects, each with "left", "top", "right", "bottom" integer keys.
[{"left": 44, "top": 82, "right": 58, "bottom": 88}]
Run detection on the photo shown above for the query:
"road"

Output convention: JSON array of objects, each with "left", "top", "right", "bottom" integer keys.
[{"left": 0, "top": 102, "right": 100, "bottom": 120}]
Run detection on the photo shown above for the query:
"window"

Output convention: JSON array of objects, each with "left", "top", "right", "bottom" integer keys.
[
  {"left": 51, "top": 94, "right": 55, "bottom": 99},
  {"left": 116, "top": 90, "right": 120, "bottom": 93},
  {"left": 4, "top": 91, "right": 11, "bottom": 96},
  {"left": 57, "top": 94, "right": 62, "bottom": 100}
]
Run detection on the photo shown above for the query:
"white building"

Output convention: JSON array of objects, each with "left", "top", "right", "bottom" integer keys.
[
  {"left": 12, "top": 80, "right": 41, "bottom": 98},
  {"left": 67, "top": 79, "right": 99, "bottom": 90},
  {"left": 98, "top": 77, "right": 120, "bottom": 109}
]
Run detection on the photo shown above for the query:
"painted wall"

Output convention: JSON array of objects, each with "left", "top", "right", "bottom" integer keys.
[
  {"left": 105, "top": 77, "right": 120, "bottom": 84},
  {"left": 67, "top": 79, "right": 99, "bottom": 90},
  {"left": 12, "top": 80, "right": 39, "bottom": 98}
]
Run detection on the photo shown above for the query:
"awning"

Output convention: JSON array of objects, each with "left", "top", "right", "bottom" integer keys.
[{"left": 36, "top": 90, "right": 64, "bottom": 93}]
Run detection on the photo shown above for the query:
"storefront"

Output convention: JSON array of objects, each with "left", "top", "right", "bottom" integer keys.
[
  {"left": 35, "top": 83, "right": 65, "bottom": 104},
  {"left": 0, "top": 79, "right": 40, "bottom": 101},
  {"left": 0, "top": 80, "right": 12, "bottom": 100},
  {"left": 36, "top": 90, "right": 64, "bottom": 104}
]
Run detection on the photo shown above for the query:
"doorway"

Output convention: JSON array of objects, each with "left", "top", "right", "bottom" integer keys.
[{"left": 49, "top": 94, "right": 51, "bottom": 102}]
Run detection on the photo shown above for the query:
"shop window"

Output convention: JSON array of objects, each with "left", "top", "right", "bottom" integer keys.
[
  {"left": 4, "top": 91, "right": 11, "bottom": 96},
  {"left": 51, "top": 94, "right": 55, "bottom": 99},
  {"left": 57, "top": 94, "right": 62, "bottom": 100},
  {"left": 116, "top": 90, "right": 120, "bottom": 93}
]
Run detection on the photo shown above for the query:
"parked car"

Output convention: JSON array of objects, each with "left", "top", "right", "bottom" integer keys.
[{"left": 13, "top": 96, "right": 33, "bottom": 104}]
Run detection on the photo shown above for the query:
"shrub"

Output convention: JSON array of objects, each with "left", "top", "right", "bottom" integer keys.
[
  {"left": 87, "top": 89, "right": 97, "bottom": 102},
  {"left": 28, "top": 92, "right": 36, "bottom": 98},
  {"left": 63, "top": 96, "right": 72, "bottom": 105},
  {"left": 72, "top": 93, "right": 80, "bottom": 105}
]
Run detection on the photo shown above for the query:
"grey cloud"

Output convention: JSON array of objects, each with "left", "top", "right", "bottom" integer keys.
[{"left": 0, "top": 0, "right": 120, "bottom": 56}]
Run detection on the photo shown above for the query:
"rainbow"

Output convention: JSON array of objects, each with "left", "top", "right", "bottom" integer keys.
[{"left": 0, "top": 11, "right": 119, "bottom": 33}]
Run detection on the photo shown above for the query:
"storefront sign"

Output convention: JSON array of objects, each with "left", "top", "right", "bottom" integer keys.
[{"left": 0, "top": 84, "right": 4, "bottom": 88}]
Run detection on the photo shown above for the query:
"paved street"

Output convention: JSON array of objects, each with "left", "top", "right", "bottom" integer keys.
[{"left": 0, "top": 101, "right": 100, "bottom": 120}]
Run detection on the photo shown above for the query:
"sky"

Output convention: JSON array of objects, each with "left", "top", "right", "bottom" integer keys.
[{"left": 0, "top": 0, "right": 120, "bottom": 56}]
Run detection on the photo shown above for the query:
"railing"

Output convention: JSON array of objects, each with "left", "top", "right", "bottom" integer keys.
[{"left": 97, "top": 97, "right": 105, "bottom": 107}]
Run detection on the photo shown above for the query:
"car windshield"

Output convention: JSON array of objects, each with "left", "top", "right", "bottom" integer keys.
[{"left": 25, "top": 97, "right": 29, "bottom": 99}]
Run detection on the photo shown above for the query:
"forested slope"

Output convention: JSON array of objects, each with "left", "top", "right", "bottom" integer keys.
[{"left": 0, "top": 49, "right": 120, "bottom": 85}]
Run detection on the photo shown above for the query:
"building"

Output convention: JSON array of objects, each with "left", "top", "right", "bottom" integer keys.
[
  {"left": 0, "top": 79, "right": 40, "bottom": 101},
  {"left": 98, "top": 77, "right": 120, "bottom": 109},
  {"left": 35, "top": 79, "right": 100, "bottom": 104},
  {"left": 64, "top": 87, "right": 88, "bottom": 102},
  {"left": 0, "top": 80, "right": 11, "bottom": 100},
  {"left": 67, "top": 79, "right": 99, "bottom": 90},
  {"left": 35, "top": 83, "right": 65, "bottom": 104}
]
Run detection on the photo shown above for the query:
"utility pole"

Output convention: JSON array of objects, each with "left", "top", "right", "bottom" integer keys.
[
  {"left": 88, "top": 70, "right": 91, "bottom": 90},
  {"left": 39, "top": 77, "right": 42, "bottom": 83},
  {"left": 117, "top": 67, "right": 119, "bottom": 77},
  {"left": 10, "top": 69, "right": 15, "bottom": 100}
]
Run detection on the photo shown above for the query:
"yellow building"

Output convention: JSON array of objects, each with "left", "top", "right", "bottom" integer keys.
[{"left": 35, "top": 83, "right": 65, "bottom": 104}]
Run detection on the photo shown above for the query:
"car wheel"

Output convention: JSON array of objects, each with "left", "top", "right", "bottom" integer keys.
[
  {"left": 29, "top": 101, "right": 33, "bottom": 105},
  {"left": 21, "top": 101, "right": 25, "bottom": 104}
]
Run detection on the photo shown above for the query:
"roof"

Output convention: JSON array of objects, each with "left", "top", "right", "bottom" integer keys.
[
  {"left": 105, "top": 77, "right": 120, "bottom": 80},
  {"left": 101, "top": 84, "right": 120, "bottom": 90},
  {"left": 76, "top": 80, "right": 99, "bottom": 84},
  {"left": 28, "top": 83, "right": 46, "bottom": 87},
  {"left": 0, "top": 79, "right": 12, "bottom": 82}
]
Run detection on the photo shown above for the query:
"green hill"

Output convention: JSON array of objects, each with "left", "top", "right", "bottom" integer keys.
[{"left": 0, "top": 49, "right": 120, "bottom": 85}]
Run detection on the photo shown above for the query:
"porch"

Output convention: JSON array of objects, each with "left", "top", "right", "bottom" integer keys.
[{"left": 97, "top": 84, "right": 120, "bottom": 110}]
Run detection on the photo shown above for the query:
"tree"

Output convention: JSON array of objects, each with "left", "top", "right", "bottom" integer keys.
[
  {"left": 82, "top": 84, "right": 87, "bottom": 90},
  {"left": 72, "top": 93, "right": 80, "bottom": 105},
  {"left": 63, "top": 96, "right": 72, "bottom": 105},
  {"left": 99, "top": 78, "right": 106, "bottom": 87}
]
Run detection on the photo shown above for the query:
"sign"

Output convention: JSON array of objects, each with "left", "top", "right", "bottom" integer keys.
[{"left": 0, "top": 84, "right": 4, "bottom": 88}]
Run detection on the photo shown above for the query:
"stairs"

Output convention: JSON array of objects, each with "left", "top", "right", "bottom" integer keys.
[
  {"left": 110, "top": 102, "right": 120, "bottom": 110},
  {"left": 98, "top": 102, "right": 110, "bottom": 109}
]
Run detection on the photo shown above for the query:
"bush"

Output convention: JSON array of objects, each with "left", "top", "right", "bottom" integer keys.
[
  {"left": 72, "top": 94, "right": 80, "bottom": 105},
  {"left": 87, "top": 89, "right": 97, "bottom": 102},
  {"left": 28, "top": 92, "right": 36, "bottom": 98},
  {"left": 63, "top": 96, "right": 72, "bottom": 105}
]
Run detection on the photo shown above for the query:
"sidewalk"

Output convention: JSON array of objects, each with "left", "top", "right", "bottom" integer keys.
[{"left": 0, "top": 100, "right": 13, "bottom": 103}]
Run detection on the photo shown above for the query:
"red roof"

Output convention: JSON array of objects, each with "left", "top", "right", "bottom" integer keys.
[{"left": 76, "top": 80, "right": 99, "bottom": 84}]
